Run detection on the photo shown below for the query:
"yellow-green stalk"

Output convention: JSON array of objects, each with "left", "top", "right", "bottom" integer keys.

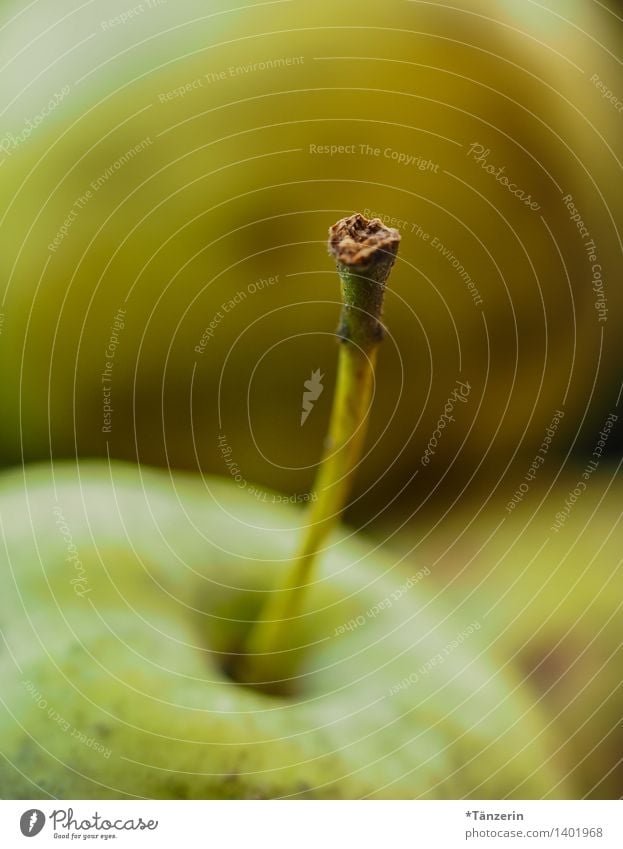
[{"left": 238, "top": 213, "right": 400, "bottom": 691}]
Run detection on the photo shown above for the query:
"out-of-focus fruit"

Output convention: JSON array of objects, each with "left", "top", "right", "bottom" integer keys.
[
  {"left": 0, "top": 461, "right": 571, "bottom": 798},
  {"left": 0, "top": 0, "right": 620, "bottom": 515},
  {"left": 380, "top": 467, "right": 623, "bottom": 798}
]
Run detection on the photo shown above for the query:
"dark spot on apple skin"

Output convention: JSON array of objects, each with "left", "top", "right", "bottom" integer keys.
[
  {"left": 522, "top": 641, "right": 576, "bottom": 693},
  {"left": 295, "top": 782, "right": 314, "bottom": 798},
  {"left": 93, "top": 722, "right": 111, "bottom": 738},
  {"left": 15, "top": 736, "right": 38, "bottom": 767},
  {"left": 164, "top": 778, "right": 189, "bottom": 799},
  {"left": 222, "top": 751, "right": 247, "bottom": 786}
]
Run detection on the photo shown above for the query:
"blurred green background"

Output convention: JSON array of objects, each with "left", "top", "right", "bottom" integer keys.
[
  {"left": 0, "top": 0, "right": 621, "bottom": 797},
  {"left": 1, "top": 0, "right": 621, "bottom": 509}
]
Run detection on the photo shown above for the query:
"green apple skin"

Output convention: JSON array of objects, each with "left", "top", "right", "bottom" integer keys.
[
  {"left": 382, "top": 471, "right": 623, "bottom": 798},
  {"left": 0, "top": 462, "right": 570, "bottom": 799},
  {"left": 1, "top": 0, "right": 620, "bottom": 504}
]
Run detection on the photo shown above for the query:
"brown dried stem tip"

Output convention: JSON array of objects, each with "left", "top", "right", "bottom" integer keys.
[{"left": 329, "top": 213, "right": 400, "bottom": 351}]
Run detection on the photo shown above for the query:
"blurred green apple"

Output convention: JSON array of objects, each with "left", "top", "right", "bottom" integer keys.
[
  {"left": 0, "top": 0, "right": 620, "bottom": 511},
  {"left": 0, "top": 460, "right": 571, "bottom": 799},
  {"left": 380, "top": 468, "right": 623, "bottom": 798}
]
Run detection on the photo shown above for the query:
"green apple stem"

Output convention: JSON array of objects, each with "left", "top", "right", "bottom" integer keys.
[{"left": 237, "top": 213, "right": 400, "bottom": 691}]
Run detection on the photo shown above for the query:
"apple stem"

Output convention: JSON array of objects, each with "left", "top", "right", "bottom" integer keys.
[{"left": 236, "top": 213, "right": 400, "bottom": 692}]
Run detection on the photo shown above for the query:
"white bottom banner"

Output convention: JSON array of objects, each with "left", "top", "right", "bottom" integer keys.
[{"left": 0, "top": 800, "right": 621, "bottom": 848}]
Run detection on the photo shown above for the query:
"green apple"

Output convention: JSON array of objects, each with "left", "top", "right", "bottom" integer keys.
[
  {"left": 381, "top": 470, "right": 623, "bottom": 798},
  {"left": 0, "top": 0, "right": 620, "bottom": 510},
  {"left": 0, "top": 460, "right": 571, "bottom": 799},
  {"left": 0, "top": 212, "right": 572, "bottom": 800}
]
